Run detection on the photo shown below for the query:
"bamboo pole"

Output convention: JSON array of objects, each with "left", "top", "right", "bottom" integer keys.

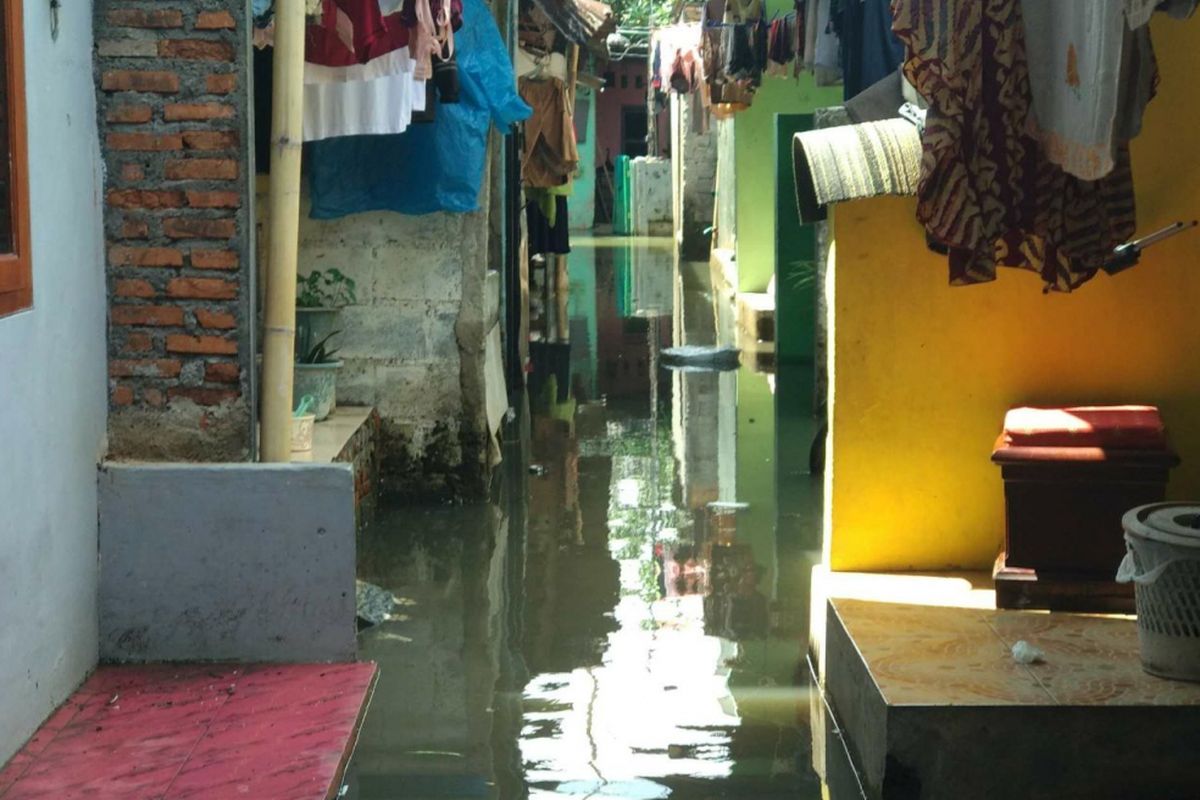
[{"left": 259, "top": 0, "right": 306, "bottom": 462}]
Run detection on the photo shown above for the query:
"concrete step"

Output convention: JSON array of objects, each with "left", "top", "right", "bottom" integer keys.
[{"left": 823, "top": 596, "right": 1200, "bottom": 799}]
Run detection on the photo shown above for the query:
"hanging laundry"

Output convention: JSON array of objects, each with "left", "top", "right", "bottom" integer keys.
[
  {"left": 400, "top": 0, "right": 462, "bottom": 80},
  {"left": 891, "top": 0, "right": 1137, "bottom": 292},
  {"left": 527, "top": 185, "right": 571, "bottom": 255},
  {"left": 520, "top": 77, "right": 579, "bottom": 188},
  {"left": 307, "top": 0, "right": 531, "bottom": 216},
  {"left": 1020, "top": 0, "right": 1195, "bottom": 181},
  {"left": 652, "top": 24, "right": 704, "bottom": 93},
  {"left": 306, "top": 0, "right": 409, "bottom": 64},
  {"left": 809, "top": 0, "right": 840, "bottom": 85},
  {"left": 765, "top": 15, "right": 795, "bottom": 77},
  {"left": 303, "top": 65, "right": 426, "bottom": 141},
  {"left": 835, "top": 0, "right": 904, "bottom": 101}
]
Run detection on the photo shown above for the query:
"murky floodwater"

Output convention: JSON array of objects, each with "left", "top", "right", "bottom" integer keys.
[{"left": 342, "top": 237, "right": 834, "bottom": 799}]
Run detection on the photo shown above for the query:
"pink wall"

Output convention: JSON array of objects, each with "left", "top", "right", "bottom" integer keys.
[{"left": 595, "top": 57, "right": 670, "bottom": 168}]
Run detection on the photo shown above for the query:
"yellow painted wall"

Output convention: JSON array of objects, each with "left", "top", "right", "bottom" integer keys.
[{"left": 827, "top": 18, "right": 1200, "bottom": 571}]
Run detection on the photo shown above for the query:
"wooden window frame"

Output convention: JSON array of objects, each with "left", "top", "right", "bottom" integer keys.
[{"left": 0, "top": 0, "right": 30, "bottom": 318}]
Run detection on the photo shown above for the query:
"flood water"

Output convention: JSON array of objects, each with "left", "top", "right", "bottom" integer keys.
[{"left": 342, "top": 236, "right": 838, "bottom": 799}]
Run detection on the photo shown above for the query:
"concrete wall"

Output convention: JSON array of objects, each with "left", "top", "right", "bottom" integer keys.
[
  {"left": 292, "top": 192, "right": 497, "bottom": 499},
  {"left": 96, "top": 0, "right": 255, "bottom": 460},
  {"left": 98, "top": 463, "right": 357, "bottom": 662},
  {"left": 595, "top": 58, "right": 668, "bottom": 167},
  {"left": 571, "top": 84, "right": 597, "bottom": 230},
  {"left": 0, "top": 0, "right": 108, "bottom": 764},
  {"left": 629, "top": 157, "right": 672, "bottom": 236},
  {"left": 731, "top": 58, "right": 840, "bottom": 291},
  {"left": 826, "top": 18, "right": 1200, "bottom": 571},
  {"left": 671, "top": 93, "right": 716, "bottom": 261}
]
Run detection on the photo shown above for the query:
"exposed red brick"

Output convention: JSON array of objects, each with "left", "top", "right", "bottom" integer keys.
[
  {"left": 106, "top": 132, "right": 183, "bottom": 152},
  {"left": 205, "top": 362, "right": 241, "bottom": 383},
  {"left": 166, "top": 334, "right": 238, "bottom": 355},
  {"left": 142, "top": 387, "right": 166, "bottom": 407},
  {"left": 182, "top": 131, "right": 239, "bottom": 151},
  {"left": 186, "top": 190, "right": 240, "bottom": 209},
  {"left": 122, "top": 332, "right": 154, "bottom": 352},
  {"left": 110, "top": 359, "right": 183, "bottom": 378},
  {"left": 194, "top": 308, "right": 237, "bottom": 329},
  {"left": 112, "top": 305, "right": 186, "bottom": 326},
  {"left": 164, "top": 158, "right": 237, "bottom": 180},
  {"left": 158, "top": 39, "right": 235, "bottom": 61},
  {"left": 119, "top": 163, "right": 146, "bottom": 182},
  {"left": 163, "top": 217, "right": 236, "bottom": 240},
  {"left": 168, "top": 387, "right": 240, "bottom": 406},
  {"left": 106, "top": 105, "right": 153, "bottom": 124},
  {"left": 109, "top": 246, "right": 184, "bottom": 267},
  {"left": 120, "top": 219, "right": 151, "bottom": 239},
  {"left": 107, "top": 189, "right": 185, "bottom": 209},
  {"left": 106, "top": 8, "right": 183, "bottom": 28},
  {"left": 167, "top": 277, "right": 237, "bottom": 300},
  {"left": 204, "top": 74, "right": 237, "bottom": 95},
  {"left": 163, "top": 102, "right": 234, "bottom": 121},
  {"left": 114, "top": 278, "right": 155, "bottom": 298},
  {"left": 190, "top": 249, "right": 239, "bottom": 269},
  {"left": 195, "top": 10, "right": 236, "bottom": 29},
  {"left": 111, "top": 384, "right": 135, "bottom": 406},
  {"left": 101, "top": 70, "right": 179, "bottom": 94}
]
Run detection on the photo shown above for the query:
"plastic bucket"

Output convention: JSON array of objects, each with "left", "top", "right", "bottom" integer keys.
[
  {"left": 291, "top": 413, "right": 316, "bottom": 453},
  {"left": 1118, "top": 503, "right": 1200, "bottom": 681}
]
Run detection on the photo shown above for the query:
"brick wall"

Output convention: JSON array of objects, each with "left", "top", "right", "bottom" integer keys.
[{"left": 96, "top": 0, "right": 254, "bottom": 460}]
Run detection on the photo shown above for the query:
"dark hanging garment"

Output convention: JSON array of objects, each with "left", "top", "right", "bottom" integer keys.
[
  {"left": 838, "top": 0, "right": 904, "bottom": 100},
  {"left": 527, "top": 195, "right": 571, "bottom": 255}
]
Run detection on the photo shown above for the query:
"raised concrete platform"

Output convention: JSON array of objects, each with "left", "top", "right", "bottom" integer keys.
[
  {"left": 0, "top": 662, "right": 377, "bottom": 800},
  {"left": 822, "top": 590, "right": 1200, "bottom": 799}
]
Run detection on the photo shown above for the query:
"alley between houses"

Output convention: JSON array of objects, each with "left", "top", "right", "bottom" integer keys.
[{"left": 341, "top": 235, "right": 837, "bottom": 799}]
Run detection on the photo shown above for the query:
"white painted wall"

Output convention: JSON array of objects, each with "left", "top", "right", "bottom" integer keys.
[{"left": 0, "top": 0, "right": 107, "bottom": 764}]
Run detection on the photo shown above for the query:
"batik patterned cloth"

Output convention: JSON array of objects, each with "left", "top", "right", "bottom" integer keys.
[{"left": 891, "top": 0, "right": 1137, "bottom": 292}]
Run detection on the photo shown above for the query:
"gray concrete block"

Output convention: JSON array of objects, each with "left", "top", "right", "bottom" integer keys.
[
  {"left": 337, "top": 303, "right": 429, "bottom": 362},
  {"left": 98, "top": 462, "right": 357, "bottom": 663},
  {"left": 374, "top": 363, "right": 460, "bottom": 420}
]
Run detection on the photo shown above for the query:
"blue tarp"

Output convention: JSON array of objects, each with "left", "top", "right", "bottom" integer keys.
[{"left": 307, "top": 0, "right": 531, "bottom": 217}]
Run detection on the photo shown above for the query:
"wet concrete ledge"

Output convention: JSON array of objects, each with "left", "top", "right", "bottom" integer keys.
[{"left": 97, "top": 462, "right": 357, "bottom": 663}]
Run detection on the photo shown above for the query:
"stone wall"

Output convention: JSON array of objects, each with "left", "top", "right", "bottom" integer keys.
[
  {"left": 95, "top": 0, "right": 254, "bottom": 460},
  {"left": 674, "top": 95, "right": 716, "bottom": 262},
  {"left": 291, "top": 192, "right": 498, "bottom": 500}
]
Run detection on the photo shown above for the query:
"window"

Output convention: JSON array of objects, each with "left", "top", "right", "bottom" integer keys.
[{"left": 0, "top": 0, "right": 30, "bottom": 317}]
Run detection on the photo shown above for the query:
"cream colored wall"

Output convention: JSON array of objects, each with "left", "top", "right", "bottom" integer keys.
[{"left": 826, "top": 18, "right": 1200, "bottom": 571}]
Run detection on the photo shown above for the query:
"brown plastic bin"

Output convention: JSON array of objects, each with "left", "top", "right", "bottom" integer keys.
[{"left": 991, "top": 406, "right": 1179, "bottom": 612}]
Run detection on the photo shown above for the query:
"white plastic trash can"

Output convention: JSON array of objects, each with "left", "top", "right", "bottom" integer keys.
[{"left": 1118, "top": 502, "right": 1200, "bottom": 681}]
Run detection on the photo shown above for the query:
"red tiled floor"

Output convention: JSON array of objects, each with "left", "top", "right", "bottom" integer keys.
[{"left": 0, "top": 662, "right": 377, "bottom": 800}]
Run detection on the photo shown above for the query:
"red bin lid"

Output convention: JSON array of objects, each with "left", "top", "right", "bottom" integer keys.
[{"left": 999, "top": 405, "right": 1167, "bottom": 450}]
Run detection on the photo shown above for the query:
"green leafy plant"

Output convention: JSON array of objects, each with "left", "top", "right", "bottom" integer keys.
[
  {"left": 297, "top": 268, "right": 357, "bottom": 308},
  {"left": 611, "top": 0, "right": 672, "bottom": 27},
  {"left": 297, "top": 330, "right": 342, "bottom": 365}
]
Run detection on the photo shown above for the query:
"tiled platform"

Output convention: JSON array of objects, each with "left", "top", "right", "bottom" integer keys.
[
  {"left": 0, "top": 663, "right": 377, "bottom": 800},
  {"left": 823, "top": 595, "right": 1200, "bottom": 799}
]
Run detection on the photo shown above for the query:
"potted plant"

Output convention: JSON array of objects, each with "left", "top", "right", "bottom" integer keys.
[
  {"left": 294, "top": 330, "right": 343, "bottom": 422},
  {"left": 295, "top": 268, "right": 357, "bottom": 359}
]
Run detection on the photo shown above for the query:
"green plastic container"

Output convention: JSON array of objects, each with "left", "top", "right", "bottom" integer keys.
[{"left": 613, "top": 155, "right": 632, "bottom": 235}]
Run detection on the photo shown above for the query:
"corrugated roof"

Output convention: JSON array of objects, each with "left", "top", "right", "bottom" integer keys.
[{"left": 528, "top": 0, "right": 616, "bottom": 52}]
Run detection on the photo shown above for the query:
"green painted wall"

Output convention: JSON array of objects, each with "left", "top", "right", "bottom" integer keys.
[
  {"left": 570, "top": 86, "right": 597, "bottom": 230},
  {"left": 733, "top": 74, "right": 840, "bottom": 292}
]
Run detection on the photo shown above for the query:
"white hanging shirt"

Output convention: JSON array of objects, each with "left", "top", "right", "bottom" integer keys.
[{"left": 303, "top": 50, "right": 428, "bottom": 141}]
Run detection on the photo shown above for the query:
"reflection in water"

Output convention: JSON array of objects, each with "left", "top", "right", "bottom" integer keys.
[{"left": 344, "top": 237, "right": 829, "bottom": 799}]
